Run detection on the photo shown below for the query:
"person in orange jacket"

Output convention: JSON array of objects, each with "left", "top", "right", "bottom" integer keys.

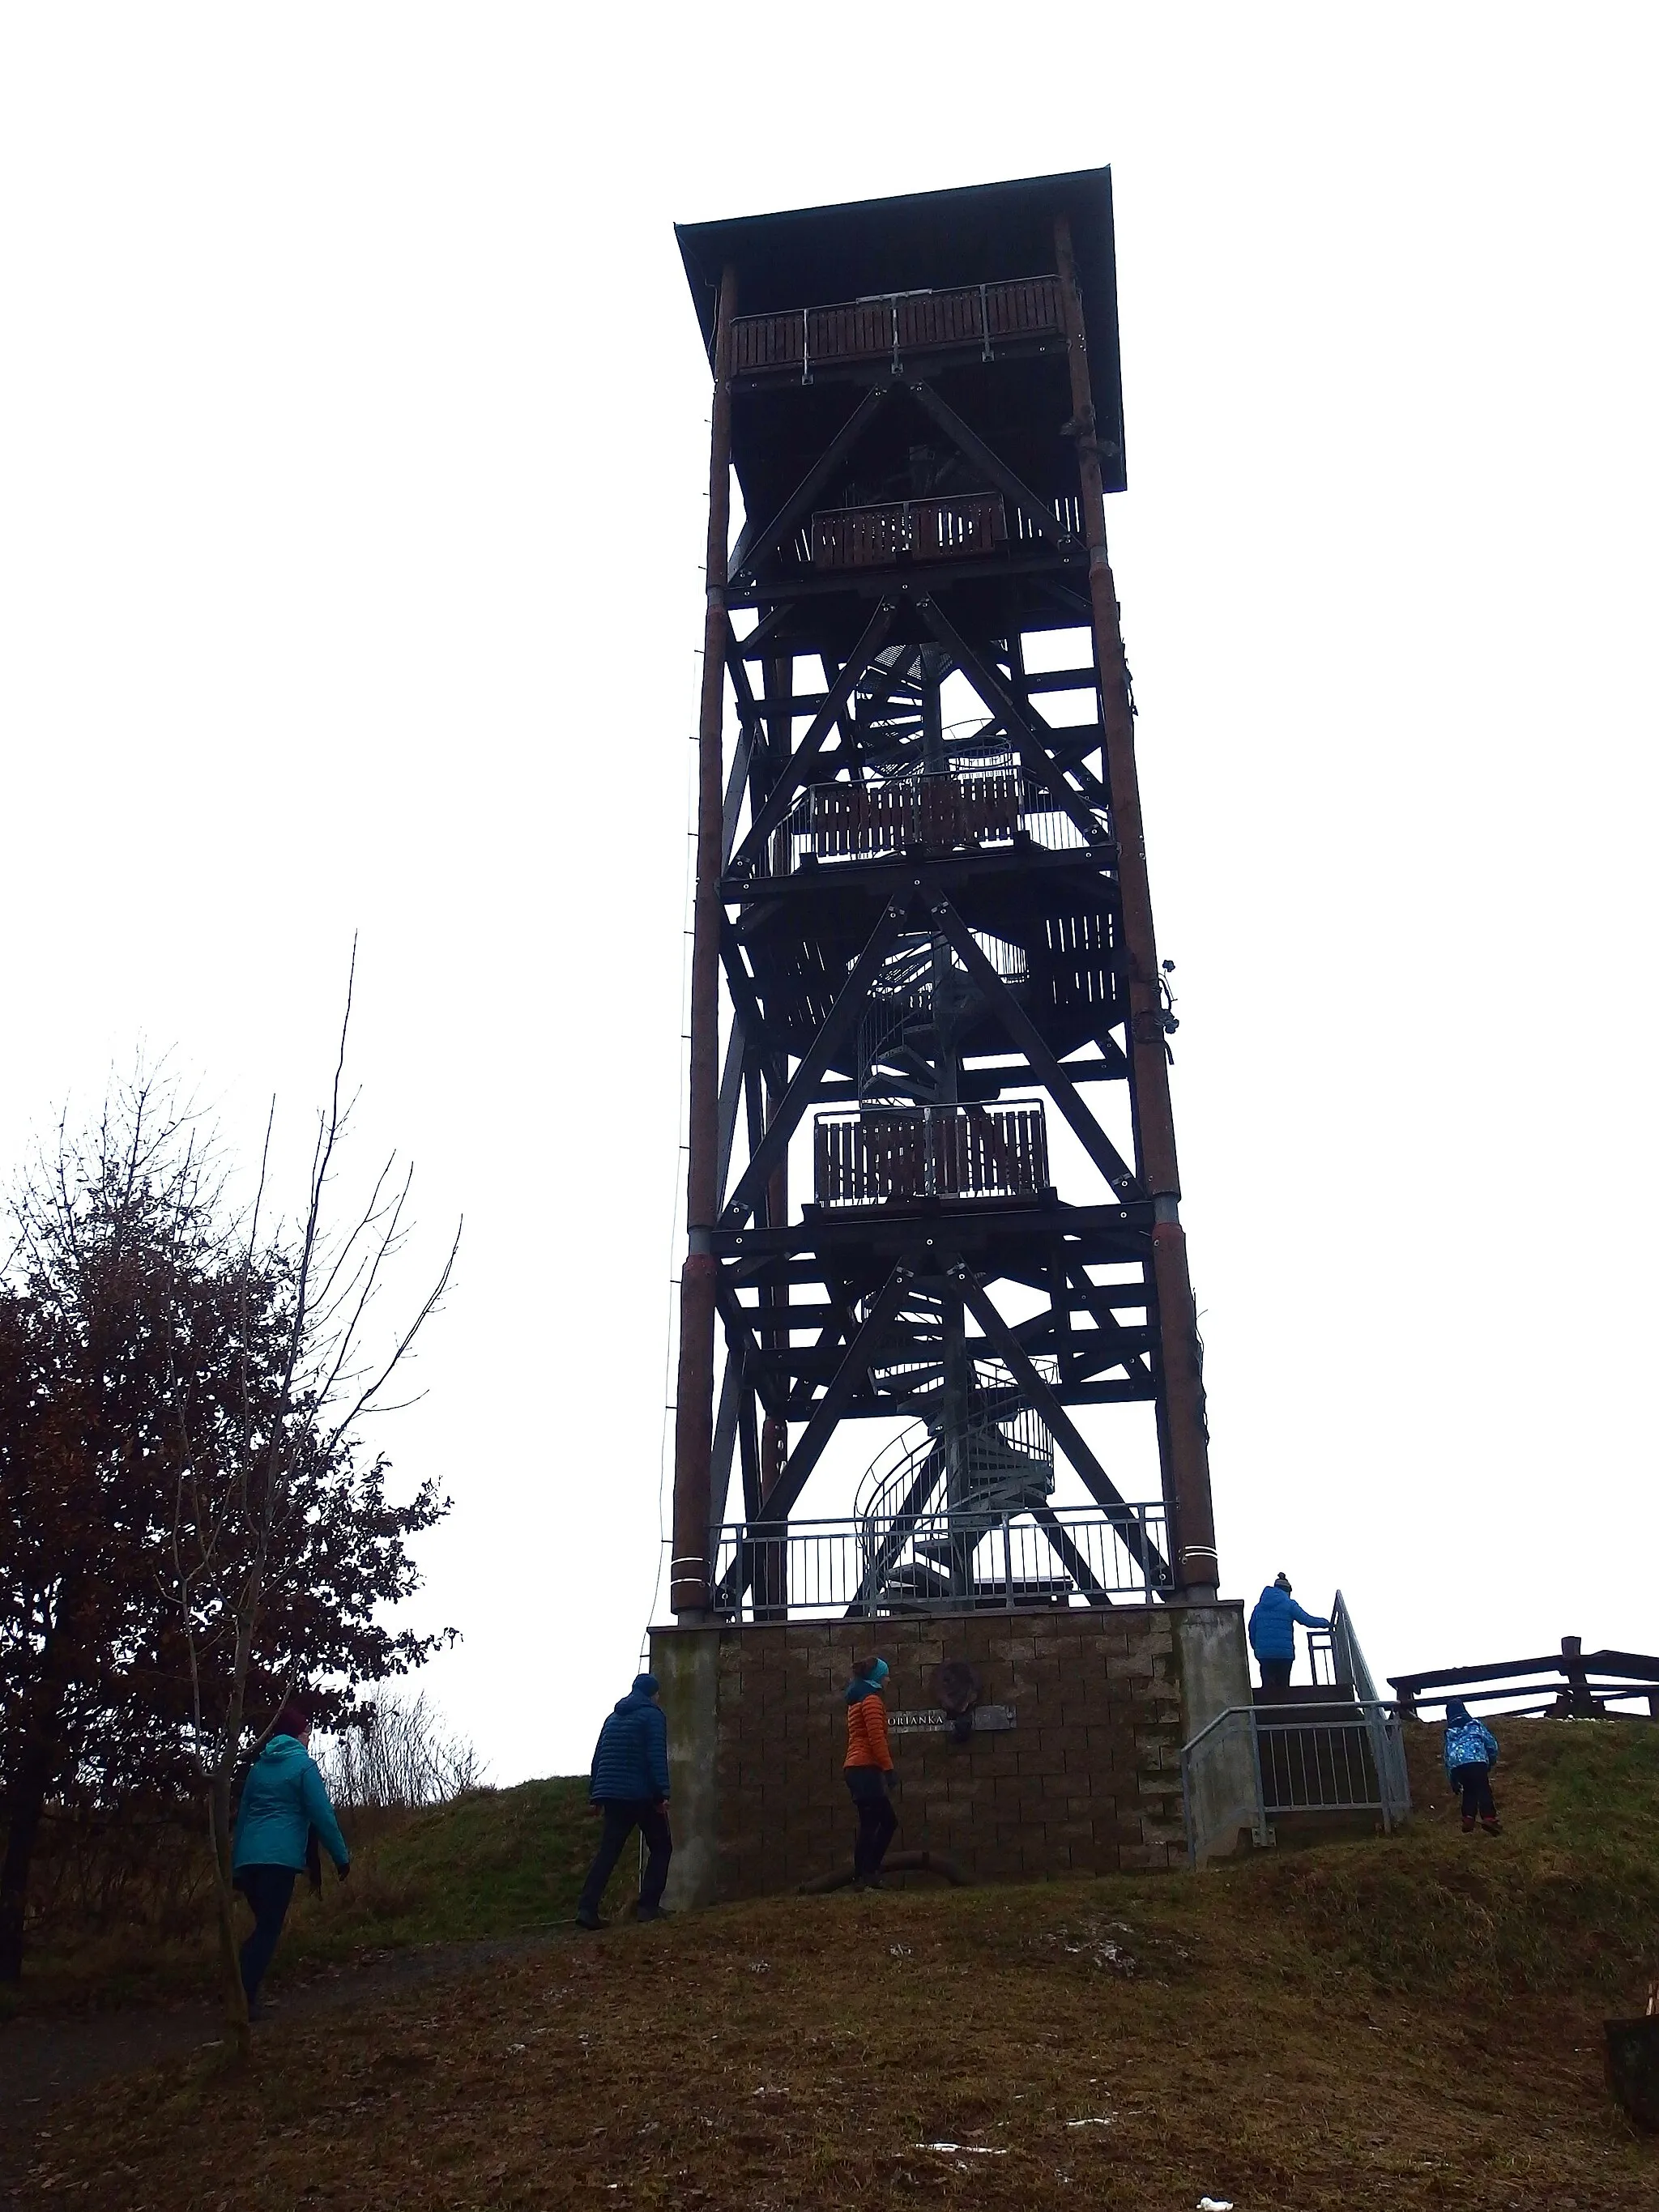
[{"left": 843, "top": 1656, "right": 897, "bottom": 1887}]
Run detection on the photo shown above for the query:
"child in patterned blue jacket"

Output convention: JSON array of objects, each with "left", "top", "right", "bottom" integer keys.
[{"left": 1444, "top": 1699, "right": 1501, "bottom": 1835}]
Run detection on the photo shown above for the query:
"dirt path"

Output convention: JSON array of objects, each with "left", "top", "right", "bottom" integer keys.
[{"left": 0, "top": 1933, "right": 564, "bottom": 2173}]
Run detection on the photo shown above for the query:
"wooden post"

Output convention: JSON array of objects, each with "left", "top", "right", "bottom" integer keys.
[
  {"left": 1054, "top": 213, "right": 1218, "bottom": 1599},
  {"left": 671, "top": 263, "right": 737, "bottom": 1619}
]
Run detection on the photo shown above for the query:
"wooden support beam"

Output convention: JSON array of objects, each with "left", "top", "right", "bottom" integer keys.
[
  {"left": 728, "top": 599, "right": 900, "bottom": 872},
  {"left": 729, "top": 386, "right": 888, "bottom": 580},
  {"left": 748, "top": 1263, "right": 915, "bottom": 1524},
  {"left": 707, "top": 1351, "right": 740, "bottom": 1535},
  {"left": 917, "top": 595, "right": 1105, "bottom": 846},
  {"left": 933, "top": 900, "right": 1141, "bottom": 1198},
  {"left": 908, "top": 380, "right": 1070, "bottom": 544},
  {"left": 720, "top": 898, "right": 910, "bottom": 1226},
  {"left": 950, "top": 1262, "right": 1169, "bottom": 1587}
]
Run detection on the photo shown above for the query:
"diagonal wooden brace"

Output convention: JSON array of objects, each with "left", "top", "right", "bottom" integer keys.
[
  {"left": 950, "top": 1263, "right": 1170, "bottom": 1587},
  {"left": 715, "top": 1262, "right": 916, "bottom": 1607},
  {"left": 730, "top": 599, "right": 899, "bottom": 871},
  {"left": 728, "top": 387, "right": 889, "bottom": 581},
  {"left": 908, "top": 380, "right": 1072, "bottom": 545},
  {"left": 918, "top": 596, "right": 1106, "bottom": 846},
  {"left": 720, "top": 898, "right": 911, "bottom": 1226},
  {"left": 933, "top": 901, "right": 1141, "bottom": 1199}
]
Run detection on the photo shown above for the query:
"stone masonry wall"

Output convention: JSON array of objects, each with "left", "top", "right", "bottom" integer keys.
[{"left": 684, "top": 1605, "right": 1188, "bottom": 1900}]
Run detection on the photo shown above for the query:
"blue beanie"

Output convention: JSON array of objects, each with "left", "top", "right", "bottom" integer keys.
[
  {"left": 869, "top": 1657, "right": 889, "bottom": 1684},
  {"left": 633, "top": 1672, "right": 659, "bottom": 1698}
]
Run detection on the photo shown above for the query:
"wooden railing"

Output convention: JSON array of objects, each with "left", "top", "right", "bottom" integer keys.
[
  {"left": 731, "top": 275, "right": 1064, "bottom": 377},
  {"left": 766, "top": 765, "right": 1091, "bottom": 876},
  {"left": 812, "top": 493, "right": 1006, "bottom": 570},
  {"left": 814, "top": 1104, "right": 1050, "bottom": 1208},
  {"left": 775, "top": 766, "right": 1021, "bottom": 872}
]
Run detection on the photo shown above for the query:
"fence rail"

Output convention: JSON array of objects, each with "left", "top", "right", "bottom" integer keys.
[
  {"left": 731, "top": 275, "right": 1064, "bottom": 379},
  {"left": 1389, "top": 1635, "right": 1659, "bottom": 1720},
  {"left": 710, "top": 1503, "right": 1171, "bottom": 1622}
]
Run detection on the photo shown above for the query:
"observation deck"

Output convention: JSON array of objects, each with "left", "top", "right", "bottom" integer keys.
[{"left": 730, "top": 274, "right": 1067, "bottom": 386}]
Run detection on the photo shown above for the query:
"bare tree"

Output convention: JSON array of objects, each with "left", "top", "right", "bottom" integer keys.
[
  {"left": 317, "top": 1690, "right": 487, "bottom": 1810},
  {"left": 163, "top": 948, "right": 460, "bottom": 2056}
]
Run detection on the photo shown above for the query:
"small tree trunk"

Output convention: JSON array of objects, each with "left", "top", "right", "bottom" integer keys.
[
  {"left": 0, "top": 1773, "right": 47, "bottom": 1983},
  {"left": 208, "top": 1767, "right": 250, "bottom": 2059},
  {"left": 0, "top": 1709, "right": 66, "bottom": 1982}
]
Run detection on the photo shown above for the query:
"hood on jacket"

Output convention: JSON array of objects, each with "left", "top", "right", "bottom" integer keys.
[
  {"left": 257, "top": 1733, "right": 309, "bottom": 1765},
  {"left": 612, "top": 1686, "right": 655, "bottom": 1715},
  {"left": 1444, "top": 1699, "right": 1472, "bottom": 1726}
]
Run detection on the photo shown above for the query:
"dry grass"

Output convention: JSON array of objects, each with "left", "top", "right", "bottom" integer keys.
[
  {"left": 3, "top": 1780, "right": 599, "bottom": 2019},
  {"left": 11, "top": 1720, "right": 1659, "bottom": 2211}
]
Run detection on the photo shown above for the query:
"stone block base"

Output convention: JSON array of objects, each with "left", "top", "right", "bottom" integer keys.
[{"left": 650, "top": 1601, "right": 1251, "bottom": 1907}]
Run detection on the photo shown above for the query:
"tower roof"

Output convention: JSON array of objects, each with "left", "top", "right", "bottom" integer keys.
[{"left": 675, "top": 166, "right": 1126, "bottom": 486}]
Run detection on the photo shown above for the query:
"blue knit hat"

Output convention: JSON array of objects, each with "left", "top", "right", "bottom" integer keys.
[
  {"left": 633, "top": 1672, "right": 659, "bottom": 1698},
  {"left": 869, "top": 1657, "right": 889, "bottom": 1684}
]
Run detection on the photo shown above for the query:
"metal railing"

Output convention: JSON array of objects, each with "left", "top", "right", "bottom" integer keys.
[
  {"left": 766, "top": 765, "right": 1095, "bottom": 876},
  {"left": 731, "top": 275, "right": 1064, "bottom": 381},
  {"left": 710, "top": 1502, "right": 1171, "bottom": 1622},
  {"left": 1308, "top": 1591, "right": 1380, "bottom": 1700},
  {"left": 855, "top": 1400, "right": 1053, "bottom": 1528},
  {"left": 1180, "top": 1700, "right": 1411, "bottom": 1868},
  {"left": 814, "top": 1103, "right": 1049, "bottom": 1208}
]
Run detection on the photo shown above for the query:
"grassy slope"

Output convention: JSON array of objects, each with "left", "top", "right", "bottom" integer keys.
[
  {"left": 3, "top": 1778, "right": 605, "bottom": 2017},
  {"left": 12, "top": 1720, "right": 1659, "bottom": 2210}
]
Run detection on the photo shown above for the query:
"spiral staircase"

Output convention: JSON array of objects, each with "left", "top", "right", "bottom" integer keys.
[{"left": 851, "top": 1375, "right": 1056, "bottom": 1613}]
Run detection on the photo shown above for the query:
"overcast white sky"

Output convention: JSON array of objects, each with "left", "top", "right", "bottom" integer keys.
[{"left": 3, "top": 7, "right": 1654, "bottom": 1781}]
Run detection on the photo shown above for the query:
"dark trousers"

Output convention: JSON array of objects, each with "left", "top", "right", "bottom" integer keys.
[
  {"left": 237, "top": 1865, "right": 297, "bottom": 2006},
  {"left": 1258, "top": 1656, "right": 1293, "bottom": 1692},
  {"left": 578, "top": 1801, "right": 672, "bottom": 1919},
  {"left": 1451, "top": 1762, "right": 1497, "bottom": 1821},
  {"left": 845, "top": 1768, "right": 898, "bottom": 1880}
]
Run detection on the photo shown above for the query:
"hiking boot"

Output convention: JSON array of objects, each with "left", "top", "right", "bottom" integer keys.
[
  {"left": 575, "top": 1909, "right": 607, "bottom": 1931},
  {"left": 1461, "top": 1815, "right": 1476, "bottom": 1834},
  {"left": 1480, "top": 1818, "right": 1502, "bottom": 1836},
  {"left": 636, "top": 1905, "right": 674, "bottom": 1923}
]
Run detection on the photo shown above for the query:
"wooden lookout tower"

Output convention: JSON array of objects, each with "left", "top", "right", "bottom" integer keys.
[{"left": 654, "top": 171, "right": 1254, "bottom": 1903}]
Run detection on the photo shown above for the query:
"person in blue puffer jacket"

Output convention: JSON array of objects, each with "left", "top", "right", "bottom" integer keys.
[
  {"left": 1247, "top": 1571, "right": 1330, "bottom": 1693},
  {"left": 231, "top": 1698, "right": 351, "bottom": 2014},
  {"left": 1443, "top": 1699, "right": 1502, "bottom": 1835},
  {"left": 576, "top": 1673, "right": 672, "bottom": 1930}
]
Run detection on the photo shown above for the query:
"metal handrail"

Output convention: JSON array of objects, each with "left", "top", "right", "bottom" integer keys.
[{"left": 1180, "top": 1700, "right": 1412, "bottom": 1869}]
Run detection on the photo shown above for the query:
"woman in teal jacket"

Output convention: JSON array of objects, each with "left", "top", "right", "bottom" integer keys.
[{"left": 232, "top": 1700, "right": 350, "bottom": 2012}]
